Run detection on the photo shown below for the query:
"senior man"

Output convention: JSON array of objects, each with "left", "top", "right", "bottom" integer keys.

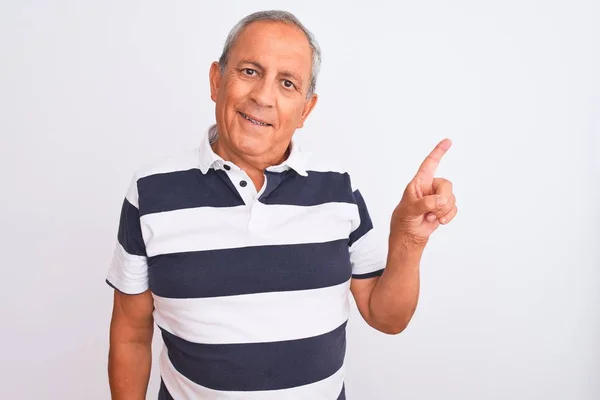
[{"left": 106, "top": 9, "right": 457, "bottom": 400}]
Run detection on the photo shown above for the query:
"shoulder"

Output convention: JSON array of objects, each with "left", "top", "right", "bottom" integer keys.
[
  {"left": 301, "top": 149, "right": 361, "bottom": 192},
  {"left": 302, "top": 149, "right": 350, "bottom": 175},
  {"left": 122, "top": 147, "right": 201, "bottom": 206},
  {"left": 131, "top": 147, "right": 202, "bottom": 183}
]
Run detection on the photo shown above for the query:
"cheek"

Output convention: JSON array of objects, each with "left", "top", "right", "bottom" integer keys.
[
  {"left": 277, "top": 99, "right": 306, "bottom": 126},
  {"left": 221, "top": 76, "right": 249, "bottom": 102}
]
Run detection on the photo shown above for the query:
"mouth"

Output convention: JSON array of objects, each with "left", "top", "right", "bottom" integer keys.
[{"left": 238, "top": 111, "right": 272, "bottom": 127}]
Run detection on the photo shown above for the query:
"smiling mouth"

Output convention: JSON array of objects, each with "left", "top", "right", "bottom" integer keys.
[{"left": 238, "top": 111, "right": 272, "bottom": 127}]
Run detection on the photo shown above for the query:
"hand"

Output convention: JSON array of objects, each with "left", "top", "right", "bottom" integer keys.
[{"left": 390, "top": 138, "right": 457, "bottom": 247}]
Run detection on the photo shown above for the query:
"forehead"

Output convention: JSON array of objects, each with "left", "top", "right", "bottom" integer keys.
[{"left": 229, "top": 21, "right": 312, "bottom": 78}]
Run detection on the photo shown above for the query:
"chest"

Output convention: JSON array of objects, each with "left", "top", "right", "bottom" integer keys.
[{"left": 138, "top": 169, "right": 359, "bottom": 299}]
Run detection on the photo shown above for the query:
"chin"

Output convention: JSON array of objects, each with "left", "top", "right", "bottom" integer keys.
[
  {"left": 230, "top": 132, "right": 272, "bottom": 155},
  {"left": 229, "top": 124, "right": 275, "bottom": 154}
]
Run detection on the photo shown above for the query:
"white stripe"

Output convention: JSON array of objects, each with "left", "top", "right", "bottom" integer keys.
[
  {"left": 159, "top": 348, "right": 346, "bottom": 399},
  {"left": 141, "top": 202, "right": 359, "bottom": 257},
  {"left": 153, "top": 280, "right": 350, "bottom": 345},
  {"left": 125, "top": 176, "right": 140, "bottom": 208},
  {"left": 349, "top": 228, "right": 387, "bottom": 276},
  {"left": 106, "top": 243, "right": 148, "bottom": 294}
]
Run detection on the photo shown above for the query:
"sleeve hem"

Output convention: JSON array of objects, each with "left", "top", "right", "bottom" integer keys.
[
  {"left": 352, "top": 268, "right": 385, "bottom": 280},
  {"left": 105, "top": 278, "right": 149, "bottom": 295}
]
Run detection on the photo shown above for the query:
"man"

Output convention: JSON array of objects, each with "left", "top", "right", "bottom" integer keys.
[{"left": 106, "top": 10, "right": 457, "bottom": 400}]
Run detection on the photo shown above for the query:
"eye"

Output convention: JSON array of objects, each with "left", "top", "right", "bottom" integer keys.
[
  {"left": 282, "top": 80, "right": 296, "bottom": 89},
  {"left": 242, "top": 68, "right": 257, "bottom": 76}
]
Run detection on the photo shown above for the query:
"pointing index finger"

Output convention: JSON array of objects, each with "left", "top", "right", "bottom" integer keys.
[{"left": 416, "top": 138, "right": 452, "bottom": 179}]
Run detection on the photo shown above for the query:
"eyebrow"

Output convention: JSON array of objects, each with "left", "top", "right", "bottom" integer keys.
[{"left": 238, "top": 59, "right": 304, "bottom": 86}]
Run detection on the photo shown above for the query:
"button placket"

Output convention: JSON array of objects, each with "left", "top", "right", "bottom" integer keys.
[
  {"left": 228, "top": 169, "right": 256, "bottom": 206},
  {"left": 247, "top": 174, "right": 267, "bottom": 232}
]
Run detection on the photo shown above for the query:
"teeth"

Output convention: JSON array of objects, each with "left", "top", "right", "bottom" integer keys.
[{"left": 242, "top": 113, "right": 269, "bottom": 126}]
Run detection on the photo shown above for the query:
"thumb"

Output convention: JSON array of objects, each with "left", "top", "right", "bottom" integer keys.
[{"left": 411, "top": 195, "right": 447, "bottom": 216}]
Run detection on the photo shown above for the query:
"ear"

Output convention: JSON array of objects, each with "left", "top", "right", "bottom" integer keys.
[
  {"left": 209, "top": 61, "right": 222, "bottom": 103},
  {"left": 296, "top": 93, "right": 318, "bottom": 129}
]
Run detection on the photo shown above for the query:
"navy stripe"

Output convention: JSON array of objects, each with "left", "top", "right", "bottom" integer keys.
[
  {"left": 259, "top": 170, "right": 354, "bottom": 206},
  {"left": 161, "top": 321, "right": 347, "bottom": 391},
  {"left": 137, "top": 169, "right": 244, "bottom": 216},
  {"left": 338, "top": 384, "right": 346, "bottom": 400},
  {"left": 352, "top": 268, "right": 385, "bottom": 280},
  {"left": 348, "top": 190, "right": 373, "bottom": 246},
  {"left": 117, "top": 198, "right": 146, "bottom": 256},
  {"left": 158, "top": 379, "right": 174, "bottom": 400},
  {"left": 148, "top": 239, "right": 352, "bottom": 298}
]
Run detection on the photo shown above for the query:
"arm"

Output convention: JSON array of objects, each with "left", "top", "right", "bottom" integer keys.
[
  {"left": 351, "top": 139, "right": 457, "bottom": 334},
  {"left": 351, "top": 239, "right": 423, "bottom": 334},
  {"left": 108, "top": 289, "right": 154, "bottom": 400},
  {"left": 107, "top": 175, "right": 153, "bottom": 397}
]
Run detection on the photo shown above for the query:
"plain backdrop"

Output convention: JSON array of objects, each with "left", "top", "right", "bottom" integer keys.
[{"left": 1, "top": 1, "right": 598, "bottom": 399}]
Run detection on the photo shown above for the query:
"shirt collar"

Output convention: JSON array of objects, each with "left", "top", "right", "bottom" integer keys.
[{"left": 198, "top": 124, "right": 308, "bottom": 177}]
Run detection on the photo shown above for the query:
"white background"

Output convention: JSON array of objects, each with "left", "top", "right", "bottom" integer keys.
[{"left": 2, "top": 1, "right": 599, "bottom": 399}]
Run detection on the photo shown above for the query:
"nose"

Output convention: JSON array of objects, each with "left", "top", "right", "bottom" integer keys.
[{"left": 250, "top": 79, "right": 275, "bottom": 108}]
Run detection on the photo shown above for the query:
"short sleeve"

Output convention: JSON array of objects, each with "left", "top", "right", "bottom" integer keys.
[
  {"left": 106, "top": 175, "right": 149, "bottom": 294},
  {"left": 349, "top": 180, "right": 387, "bottom": 279}
]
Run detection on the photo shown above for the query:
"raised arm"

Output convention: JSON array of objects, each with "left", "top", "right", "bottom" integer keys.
[{"left": 351, "top": 139, "right": 457, "bottom": 334}]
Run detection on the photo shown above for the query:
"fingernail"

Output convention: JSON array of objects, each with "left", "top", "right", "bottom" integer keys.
[
  {"left": 427, "top": 214, "right": 436, "bottom": 222},
  {"left": 437, "top": 197, "right": 447, "bottom": 207}
]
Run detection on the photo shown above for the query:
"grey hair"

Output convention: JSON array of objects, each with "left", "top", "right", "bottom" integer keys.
[{"left": 218, "top": 10, "right": 321, "bottom": 98}]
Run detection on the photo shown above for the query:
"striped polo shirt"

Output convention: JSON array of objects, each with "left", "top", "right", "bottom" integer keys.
[{"left": 106, "top": 125, "right": 386, "bottom": 399}]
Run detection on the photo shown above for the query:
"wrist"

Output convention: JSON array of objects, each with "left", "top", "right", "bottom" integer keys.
[
  {"left": 387, "top": 233, "right": 426, "bottom": 267},
  {"left": 389, "top": 231, "right": 428, "bottom": 252}
]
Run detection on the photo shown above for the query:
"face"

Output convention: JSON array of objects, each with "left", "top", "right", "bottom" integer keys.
[{"left": 209, "top": 21, "right": 318, "bottom": 165}]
